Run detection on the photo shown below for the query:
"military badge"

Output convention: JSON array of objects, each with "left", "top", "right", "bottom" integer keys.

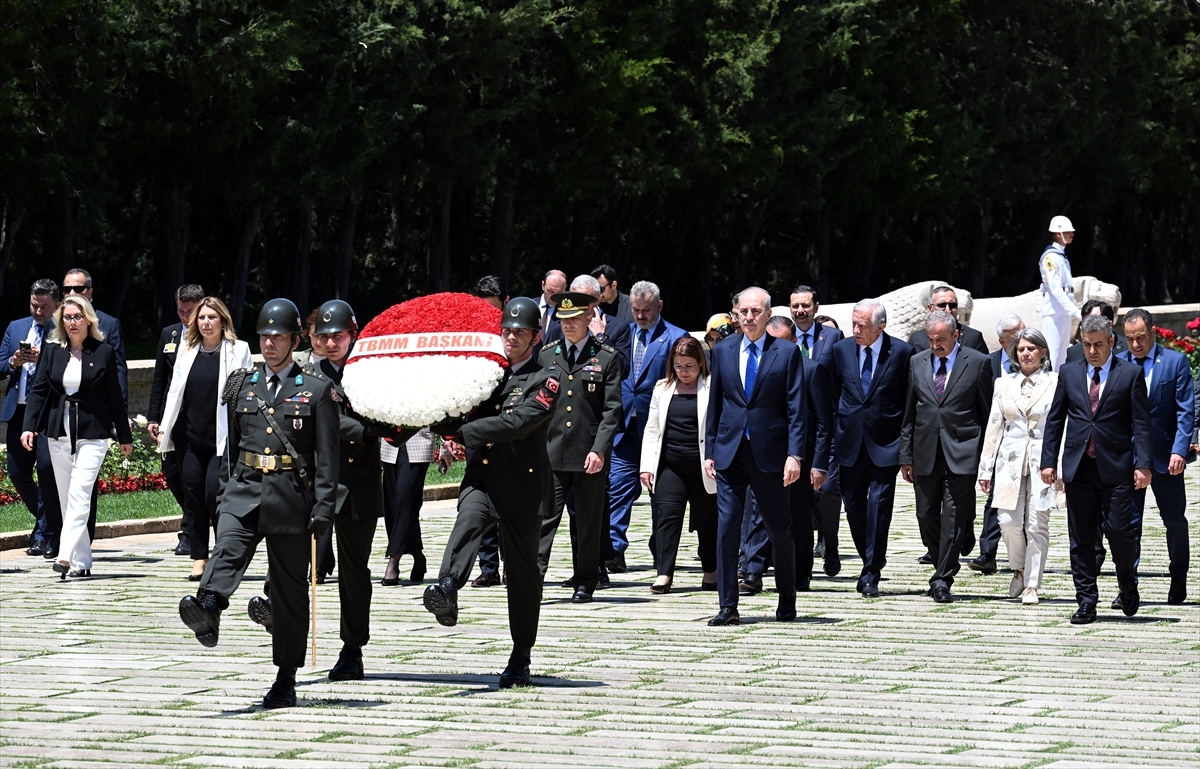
[{"left": 293, "top": 418, "right": 303, "bottom": 430}]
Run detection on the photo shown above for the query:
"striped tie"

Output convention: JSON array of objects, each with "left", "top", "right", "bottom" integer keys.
[{"left": 934, "top": 358, "right": 948, "bottom": 402}]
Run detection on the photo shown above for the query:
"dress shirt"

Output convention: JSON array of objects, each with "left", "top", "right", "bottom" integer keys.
[
  {"left": 860, "top": 333, "right": 884, "bottom": 375},
  {"left": 740, "top": 334, "right": 764, "bottom": 388},
  {"left": 797, "top": 325, "right": 815, "bottom": 356},
  {"left": 1089, "top": 352, "right": 1114, "bottom": 400},
  {"left": 999, "top": 349, "right": 1012, "bottom": 375},
  {"left": 564, "top": 338, "right": 587, "bottom": 366},
  {"left": 931, "top": 342, "right": 960, "bottom": 375},
  {"left": 17, "top": 321, "right": 44, "bottom": 405}
]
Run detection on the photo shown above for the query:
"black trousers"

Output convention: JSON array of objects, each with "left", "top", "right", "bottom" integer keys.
[
  {"left": 438, "top": 488, "right": 542, "bottom": 658},
  {"left": 840, "top": 456, "right": 898, "bottom": 587},
  {"left": 383, "top": 459, "right": 429, "bottom": 558},
  {"left": 539, "top": 469, "right": 607, "bottom": 591},
  {"left": 1066, "top": 455, "right": 1138, "bottom": 606},
  {"left": 200, "top": 510, "right": 310, "bottom": 669},
  {"left": 161, "top": 450, "right": 190, "bottom": 539},
  {"left": 652, "top": 450, "right": 717, "bottom": 577},
  {"left": 813, "top": 471, "right": 841, "bottom": 556},
  {"left": 179, "top": 442, "right": 219, "bottom": 560},
  {"left": 334, "top": 513, "right": 378, "bottom": 648},
  {"left": 912, "top": 446, "right": 976, "bottom": 591}
]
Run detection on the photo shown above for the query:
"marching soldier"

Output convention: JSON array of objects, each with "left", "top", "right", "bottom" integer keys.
[
  {"left": 178, "top": 298, "right": 339, "bottom": 709},
  {"left": 536, "top": 291, "right": 623, "bottom": 602},
  {"left": 422, "top": 296, "right": 559, "bottom": 688}
]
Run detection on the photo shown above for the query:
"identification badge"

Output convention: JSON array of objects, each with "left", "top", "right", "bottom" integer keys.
[
  {"left": 293, "top": 418, "right": 303, "bottom": 430},
  {"left": 163, "top": 343, "right": 177, "bottom": 353},
  {"left": 588, "top": 383, "right": 596, "bottom": 392}
]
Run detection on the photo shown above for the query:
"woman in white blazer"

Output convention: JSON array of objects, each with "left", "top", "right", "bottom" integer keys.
[
  {"left": 978, "top": 328, "right": 1061, "bottom": 604},
  {"left": 158, "top": 297, "right": 252, "bottom": 579},
  {"left": 639, "top": 336, "right": 718, "bottom": 593}
]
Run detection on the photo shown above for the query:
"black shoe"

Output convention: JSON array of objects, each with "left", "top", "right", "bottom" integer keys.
[
  {"left": 967, "top": 554, "right": 997, "bottom": 575},
  {"left": 796, "top": 579, "right": 811, "bottom": 593},
  {"left": 247, "top": 595, "right": 273, "bottom": 634},
  {"left": 1168, "top": 579, "right": 1186, "bottom": 605},
  {"left": 328, "top": 645, "right": 364, "bottom": 681},
  {"left": 1110, "top": 596, "right": 1122, "bottom": 611},
  {"left": 824, "top": 553, "right": 841, "bottom": 577},
  {"left": 26, "top": 539, "right": 48, "bottom": 557},
  {"left": 776, "top": 593, "right": 797, "bottom": 622},
  {"left": 51, "top": 560, "right": 70, "bottom": 576},
  {"left": 738, "top": 574, "right": 763, "bottom": 596},
  {"left": 861, "top": 583, "right": 881, "bottom": 598},
  {"left": 410, "top": 553, "right": 427, "bottom": 583},
  {"left": 1070, "top": 603, "right": 1097, "bottom": 624},
  {"left": 423, "top": 577, "right": 459, "bottom": 627},
  {"left": 41, "top": 537, "right": 59, "bottom": 560},
  {"left": 571, "top": 587, "right": 594, "bottom": 603},
  {"left": 471, "top": 571, "right": 501, "bottom": 588},
  {"left": 701, "top": 580, "right": 718, "bottom": 591},
  {"left": 499, "top": 660, "right": 532, "bottom": 689},
  {"left": 380, "top": 576, "right": 401, "bottom": 587},
  {"left": 707, "top": 607, "right": 740, "bottom": 626},
  {"left": 604, "top": 552, "right": 627, "bottom": 574},
  {"left": 262, "top": 668, "right": 297, "bottom": 709},
  {"left": 179, "top": 593, "right": 221, "bottom": 647},
  {"left": 917, "top": 552, "right": 934, "bottom": 565},
  {"left": 596, "top": 569, "right": 611, "bottom": 589},
  {"left": 650, "top": 578, "right": 672, "bottom": 595},
  {"left": 1118, "top": 586, "right": 1140, "bottom": 617},
  {"left": 560, "top": 577, "right": 576, "bottom": 589},
  {"left": 813, "top": 537, "right": 825, "bottom": 559},
  {"left": 932, "top": 586, "right": 953, "bottom": 604},
  {"left": 174, "top": 537, "right": 191, "bottom": 557},
  {"left": 960, "top": 531, "right": 976, "bottom": 558},
  {"left": 67, "top": 568, "right": 91, "bottom": 578}
]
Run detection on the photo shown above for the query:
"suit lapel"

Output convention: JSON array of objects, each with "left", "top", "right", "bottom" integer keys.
[
  {"left": 942, "top": 348, "right": 969, "bottom": 397},
  {"left": 1095, "top": 359, "right": 1120, "bottom": 414},
  {"left": 729, "top": 335, "right": 748, "bottom": 403},
  {"left": 746, "top": 334, "right": 776, "bottom": 406},
  {"left": 917, "top": 350, "right": 935, "bottom": 397},
  {"left": 866, "top": 335, "right": 892, "bottom": 400},
  {"left": 636, "top": 324, "right": 669, "bottom": 386}
]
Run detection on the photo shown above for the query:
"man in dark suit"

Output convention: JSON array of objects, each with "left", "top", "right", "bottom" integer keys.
[
  {"left": 1065, "top": 301, "right": 1127, "bottom": 363},
  {"left": 606, "top": 280, "right": 687, "bottom": 572},
  {"left": 542, "top": 275, "right": 631, "bottom": 374},
  {"left": 817, "top": 299, "right": 915, "bottom": 598},
  {"left": 0, "top": 279, "right": 60, "bottom": 556},
  {"left": 789, "top": 284, "right": 844, "bottom": 363},
  {"left": 1040, "top": 314, "right": 1152, "bottom": 624},
  {"left": 1120, "top": 308, "right": 1195, "bottom": 605},
  {"left": 62, "top": 269, "right": 127, "bottom": 404},
  {"left": 704, "top": 287, "right": 806, "bottom": 626},
  {"left": 900, "top": 312, "right": 994, "bottom": 603},
  {"left": 907, "top": 286, "right": 989, "bottom": 355},
  {"left": 592, "top": 264, "right": 635, "bottom": 324},
  {"left": 147, "top": 284, "right": 205, "bottom": 557},
  {"left": 533, "top": 270, "right": 567, "bottom": 336}
]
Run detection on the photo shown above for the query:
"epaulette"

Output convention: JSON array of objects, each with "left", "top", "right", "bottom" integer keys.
[
  {"left": 221, "top": 367, "right": 257, "bottom": 405},
  {"left": 601, "top": 343, "right": 616, "bottom": 353},
  {"left": 542, "top": 340, "right": 558, "bottom": 350}
]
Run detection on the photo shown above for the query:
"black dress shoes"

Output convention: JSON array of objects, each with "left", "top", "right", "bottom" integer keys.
[
  {"left": 410, "top": 553, "right": 427, "bottom": 583},
  {"left": 701, "top": 580, "right": 718, "bottom": 591},
  {"left": 379, "top": 576, "right": 401, "bottom": 587},
  {"left": 1070, "top": 603, "right": 1097, "bottom": 624},
  {"left": 1118, "top": 586, "right": 1140, "bottom": 617},
  {"left": 960, "top": 530, "right": 976, "bottom": 557},
  {"left": 931, "top": 586, "right": 953, "bottom": 604},
  {"left": 179, "top": 593, "right": 222, "bottom": 647},
  {"left": 423, "top": 577, "right": 459, "bottom": 627},
  {"left": 776, "top": 593, "right": 797, "bottom": 622},
  {"left": 823, "top": 553, "right": 841, "bottom": 577},
  {"left": 471, "top": 571, "right": 501, "bottom": 588},
  {"left": 707, "top": 607, "right": 740, "bottom": 626},
  {"left": 572, "top": 587, "right": 594, "bottom": 603},
  {"left": 596, "top": 569, "right": 611, "bottom": 589},
  {"left": 174, "top": 536, "right": 191, "bottom": 557},
  {"left": 861, "top": 583, "right": 880, "bottom": 598},
  {"left": 968, "top": 554, "right": 997, "bottom": 575},
  {"left": 917, "top": 552, "right": 934, "bottom": 565},
  {"left": 329, "top": 645, "right": 364, "bottom": 681},
  {"left": 1110, "top": 596, "right": 1122, "bottom": 611},
  {"left": 247, "top": 595, "right": 273, "bottom": 634},
  {"left": 26, "top": 539, "right": 48, "bottom": 557},
  {"left": 738, "top": 574, "right": 763, "bottom": 596},
  {"left": 604, "top": 552, "right": 627, "bottom": 574},
  {"left": 499, "top": 660, "right": 532, "bottom": 689},
  {"left": 1168, "top": 580, "right": 1186, "bottom": 605},
  {"left": 263, "top": 667, "right": 297, "bottom": 709},
  {"left": 813, "top": 537, "right": 825, "bottom": 559},
  {"left": 560, "top": 577, "right": 576, "bottom": 589}
]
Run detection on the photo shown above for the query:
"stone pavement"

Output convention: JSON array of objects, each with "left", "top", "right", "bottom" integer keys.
[{"left": 1, "top": 477, "right": 1197, "bottom": 769}]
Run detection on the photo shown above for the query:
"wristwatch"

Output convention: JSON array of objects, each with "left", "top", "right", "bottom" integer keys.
[{"left": 788, "top": 454, "right": 802, "bottom": 463}]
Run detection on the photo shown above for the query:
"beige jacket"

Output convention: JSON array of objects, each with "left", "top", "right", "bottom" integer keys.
[
  {"left": 639, "top": 376, "right": 716, "bottom": 495},
  {"left": 978, "top": 369, "right": 1061, "bottom": 511}
]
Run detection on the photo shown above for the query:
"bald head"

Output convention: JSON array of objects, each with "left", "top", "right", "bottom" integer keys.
[{"left": 541, "top": 270, "right": 567, "bottom": 303}]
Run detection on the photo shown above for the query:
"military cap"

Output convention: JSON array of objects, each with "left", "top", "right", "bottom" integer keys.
[{"left": 551, "top": 291, "right": 596, "bottom": 319}]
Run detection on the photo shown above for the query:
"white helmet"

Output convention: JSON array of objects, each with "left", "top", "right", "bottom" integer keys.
[{"left": 1048, "top": 215, "right": 1075, "bottom": 233}]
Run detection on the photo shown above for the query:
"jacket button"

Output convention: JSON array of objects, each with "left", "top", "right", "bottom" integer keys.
[
  {"left": 566, "top": 421, "right": 572, "bottom": 428},
  {"left": 268, "top": 408, "right": 275, "bottom": 415},
  {"left": 483, "top": 459, "right": 489, "bottom": 465},
  {"left": 566, "top": 406, "right": 572, "bottom": 412},
  {"left": 266, "top": 427, "right": 273, "bottom": 434},
  {"left": 528, "top": 468, "right": 533, "bottom": 473},
  {"left": 567, "top": 390, "right": 573, "bottom": 396},
  {"left": 264, "top": 447, "right": 271, "bottom": 454},
  {"left": 568, "top": 375, "right": 574, "bottom": 381},
  {"left": 495, "top": 404, "right": 500, "bottom": 410},
  {"left": 349, "top": 441, "right": 355, "bottom": 445},
  {"left": 348, "top": 457, "right": 354, "bottom": 463}
]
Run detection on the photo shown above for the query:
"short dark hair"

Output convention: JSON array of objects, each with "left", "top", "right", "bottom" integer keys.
[
  {"left": 65, "top": 268, "right": 92, "bottom": 288},
  {"left": 591, "top": 264, "right": 618, "bottom": 285},
  {"left": 31, "top": 279, "right": 61, "bottom": 302},
  {"left": 766, "top": 315, "right": 796, "bottom": 338},
  {"left": 1122, "top": 307, "right": 1153, "bottom": 330},
  {"left": 175, "top": 284, "right": 205, "bottom": 303},
  {"left": 930, "top": 284, "right": 956, "bottom": 297},
  {"left": 1081, "top": 300, "right": 1115, "bottom": 322},
  {"left": 791, "top": 284, "right": 818, "bottom": 304},
  {"left": 813, "top": 314, "right": 838, "bottom": 329},
  {"left": 473, "top": 275, "right": 507, "bottom": 299}
]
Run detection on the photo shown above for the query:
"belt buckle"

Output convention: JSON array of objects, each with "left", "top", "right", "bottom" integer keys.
[{"left": 257, "top": 454, "right": 273, "bottom": 472}]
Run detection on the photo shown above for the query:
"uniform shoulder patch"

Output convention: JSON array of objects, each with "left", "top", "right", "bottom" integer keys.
[
  {"left": 545, "top": 377, "right": 559, "bottom": 393},
  {"left": 533, "top": 377, "right": 559, "bottom": 410},
  {"left": 601, "top": 343, "right": 616, "bottom": 353},
  {"left": 543, "top": 340, "right": 558, "bottom": 350}
]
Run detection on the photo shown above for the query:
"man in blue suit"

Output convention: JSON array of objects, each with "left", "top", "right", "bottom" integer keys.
[
  {"left": 606, "top": 281, "right": 687, "bottom": 571},
  {"left": 705, "top": 287, "right": 806, "bottom": 626},
  {"left": 789, "top": 285, "right": 844, "bottom": 364},
  {"left": 0, "top": 279, "right": 61, "bottom": 555},
  {"left": 816, "top": 299, "right": 914, "bottom": 598},
  {"left": 1120, "top": 309, "right": 1194, "bottom": 605}
]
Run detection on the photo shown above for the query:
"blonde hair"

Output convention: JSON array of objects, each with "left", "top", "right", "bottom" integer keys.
[
  {"left": 49, "top": 296, "right": 105, "bottom": 346},
  {"left": 184, "top": 297, "right": 237, "bottom": 348}
]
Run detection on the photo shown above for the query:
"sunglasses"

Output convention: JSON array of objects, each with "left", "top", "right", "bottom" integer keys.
[
  {"left": 63, "top": 285, "right": 90, "bottom": 295},
  {"left": 934, "top": 301, "right": 958, "bottom": 310}
]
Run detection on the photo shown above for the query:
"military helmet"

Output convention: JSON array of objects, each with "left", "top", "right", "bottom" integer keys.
[
  {"left": 314, "top": 299, "right": 357, "bottom": 335},
  {"left": 256, "top": 298, "right": 303, "bottom": 335},
  {"left": 500, "top": 297, "right": 541, "bottom": 330}
]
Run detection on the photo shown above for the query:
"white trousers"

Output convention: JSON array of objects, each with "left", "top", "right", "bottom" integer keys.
[
  {"left": 996, "top": 473, "right": 1051, "bottom": 589},
  {"left": 48, "top": 437, "right": 109, "bottom": 570},
  {"left": 1042, "top": 313, "right": 1073, "bottom": 372}
]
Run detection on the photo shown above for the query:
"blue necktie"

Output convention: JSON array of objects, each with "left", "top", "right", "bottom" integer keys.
[
  {"left": 744, "top": 341, "right": 758, "bottom": 439},
  {"left": 633, "top": 329, "right": 648, "bottom": 379},
  {"left": 860, "top": 346, "right": 873, "bottom": 397}
]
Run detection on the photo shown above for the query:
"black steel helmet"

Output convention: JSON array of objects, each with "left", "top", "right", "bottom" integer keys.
[
  {"left": 256, "top": 298, "right": 303, "bottom": 335},
  {"left": 314, "top": 299, "right": 357, "bottom": 335},
  {"left": 500, "top": 296, "right": 541, "bottom": 331}
]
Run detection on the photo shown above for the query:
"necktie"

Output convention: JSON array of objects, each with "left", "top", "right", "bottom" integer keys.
[
  {"left": 541, "top": 304, "right": 552, "bottom": 334},
  {"left": 744, "top": 342, "right": 759, "bottom": 439},
  {"left": 860, "top": 346, "right": 873, "bottom": 397},
  {"left": 566, "top": 345, "right": 577, "bottom": 368},
  {"left": 269, "top": 374, "right": 281, "bottom": 405},
  {"left": 1086, "top": 366, "right": 1100, "bottom": 457},
  {"left": 801, "top": 332, "right": 811, "bottom": 358},
  {"left": 633, "top": 329, "right": 648, "bottom": 379},
  {"left": 934, "top": 358, "right": 948, "bottom": 401}
]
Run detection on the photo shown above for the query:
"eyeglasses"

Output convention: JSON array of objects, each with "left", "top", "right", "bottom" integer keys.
[
  {"left": 673, "top": 362, "right": 698, "bottom": 372},
  {"left": 62, "top": 314, "right": 85, "bottom": 323},
  {"left": 63, "top": 285, "right": 89, "bottom": 295},
  {"left": 934, "top": 301, "right": 958, "bottom": 310}
]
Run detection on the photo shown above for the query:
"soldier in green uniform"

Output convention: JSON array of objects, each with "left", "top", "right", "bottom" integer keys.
[
  {"left": 178, "top": 298, "right": 339, "bottom": 709},
  {"left": 422, "top": 296, "right": 560, "bottom": 688},
  {"left": 536, "top": 291, "right": 623, "bottom": 602}
]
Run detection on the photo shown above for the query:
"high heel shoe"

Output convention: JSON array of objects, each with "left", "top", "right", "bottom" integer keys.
[
  {"left": 410, "top": 553, "right": 427, "bottom": 583},
  {"left": 650, "top": 577, "right": 673, "bottom": 595},
  {"left": 188, "top": 559, "right": 207, "bottom": 582},
  {"left": 68, "top": 568, "right": 91, "bottom": 578},
  {"left": 52, "top": 561, "right": 70, "bottom": 579}
]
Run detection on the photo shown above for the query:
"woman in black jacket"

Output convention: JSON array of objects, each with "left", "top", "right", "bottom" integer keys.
[{"left": 21, "top": 295, "right": 132, "bottom": 578}]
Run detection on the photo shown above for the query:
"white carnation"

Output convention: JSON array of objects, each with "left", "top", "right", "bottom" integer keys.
[
  {"left": 342, "top": 355, "right": 505, "bottom": 428},
  {"left": 133, "top": 414, "right": 149, "bottom": 427}
]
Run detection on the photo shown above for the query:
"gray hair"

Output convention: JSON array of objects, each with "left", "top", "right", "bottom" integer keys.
[
  {"left": 995, "top": 313, "right": 1024, "bottom": 337},
  {"left": 629, "top": 280, "right": 660, "bottom": 303},
  {"left": 853, "top": 299, "right": 887, "bottom": 327},
  {"left": 739, "top": 286, "right": 772, "bottom": 310},
  {"left": 1080, "top": 314, "right": 1114, "bottom": 338},
  {"left": 570, "top": 274, "right": 601, "bottom": 296},
  {"left": 925, "top": 310, "right": 958, "bottom": 334},
  {"left": 1007, "top": 328, "right": 1052, "bottom": 372}
]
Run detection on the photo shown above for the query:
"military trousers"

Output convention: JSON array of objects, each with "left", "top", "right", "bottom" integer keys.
[
  {"left": 539, "top": 469, "right": 607, "bottom": 591},
  {"left": 201, "top": 509, "right": 310, "bottom": 669},
  {"left": 334, "top": 513, "right": 378, "bottom": 648}
]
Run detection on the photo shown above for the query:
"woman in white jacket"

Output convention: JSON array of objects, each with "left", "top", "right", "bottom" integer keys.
[
  {"left": 639, "top": 336, "right": 718, "bottom": 593},
  {"left": 158, "top": 298, "right": 252, "bottom": 580},
  {"left": 978, "top": 328, "right": 1061, "bottom": 604}
]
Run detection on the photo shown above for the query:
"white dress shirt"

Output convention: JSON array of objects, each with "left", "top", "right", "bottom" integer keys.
[
  {"left": 860, "top": 333, "right": 884, "bottom": 375},
  {"left": 931, "top": 342, "right": 960, "bottom": 375},
  {"left": 739, "top": 334, "right": 764, "bottom": 389}
]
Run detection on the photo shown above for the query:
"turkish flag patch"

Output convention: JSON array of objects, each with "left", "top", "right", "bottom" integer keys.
[{"left": 545, "top": 377, "right": 560, "bottom": 393}]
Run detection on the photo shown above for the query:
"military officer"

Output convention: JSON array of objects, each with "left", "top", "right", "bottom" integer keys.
[
  {"left": 536, "top": 290, "right": 623, "bottom": 602},
  {"left": 422, "top": 296, "right": 559, "bottom": 688},
  {"left": 178, "top": 298, "right": 339, "bottom": 709},
  {"left": 1040, "top": 215, "right": 1082, "bottom": 371}
]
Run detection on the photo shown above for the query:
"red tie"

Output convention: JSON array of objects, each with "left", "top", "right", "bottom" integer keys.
[{"left": 1086, "top": 366, "right": 1100, "bottom": 457}]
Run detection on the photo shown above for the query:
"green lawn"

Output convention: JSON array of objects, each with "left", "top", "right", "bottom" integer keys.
[{"left": 1, "top": 463, "right": 466, "bottom": 534}]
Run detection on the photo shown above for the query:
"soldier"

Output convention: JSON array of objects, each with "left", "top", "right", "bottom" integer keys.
[
  {"left": 536, "top": 290, "right": 623, "bottom": 602},
  {"left": 1039, "top": 215, "right": 1082, "bottom": 371},
  {"left": 177, "top": 298, "right": 339, "bottom": 709},
  {"left": 422, "top": 297, "right": 559, "bottom": 688},
  {"left": 246, "top": 299, "right": 408, "bottom": 681}
]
